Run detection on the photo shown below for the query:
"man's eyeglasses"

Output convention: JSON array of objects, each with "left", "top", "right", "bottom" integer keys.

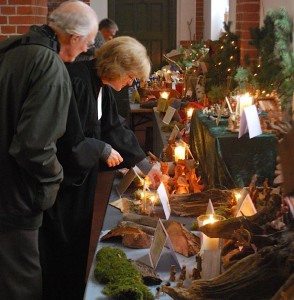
[{"left": 87, "top": 41, "right": 96, "bottom": 50}]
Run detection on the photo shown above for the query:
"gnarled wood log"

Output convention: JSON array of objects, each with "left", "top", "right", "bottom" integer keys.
[
  {"left": 200, "top": 193, "right": 282, "bottom": 240},
  {"left": 169, "top": 189, "right": 233, "bottom": 217},
  {"left": 162, "top": 231, "right": 294, "bottom": 300}
]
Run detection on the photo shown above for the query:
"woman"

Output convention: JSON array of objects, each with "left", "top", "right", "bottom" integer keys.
[{"left": 39, "top": 36, "right": 161, "bottom": 300}]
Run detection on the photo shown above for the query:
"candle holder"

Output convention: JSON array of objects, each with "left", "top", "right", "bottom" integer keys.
[
  {"left": 197, "top": 214, "right": 226, "bottom": 251},
  {"left": 197, "top": 214, "right": 226, "bottom": 280}
]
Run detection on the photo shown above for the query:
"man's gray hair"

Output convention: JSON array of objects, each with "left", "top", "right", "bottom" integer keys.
[{"left": 48, "top": 0, "right": 98, "bottom": 37}]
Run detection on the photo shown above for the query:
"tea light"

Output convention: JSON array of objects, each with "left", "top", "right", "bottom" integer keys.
[
  {"left": 174, "top": 144, "right": 186, "bottom": 162},
  {"left": 159, "top": 91, "right": 170, "bottom": 100},
  {"left": 197, "top": 214, "right": 225, "bottom": 251}
]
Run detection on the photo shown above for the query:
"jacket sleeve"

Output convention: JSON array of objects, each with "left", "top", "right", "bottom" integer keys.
[
  {"left": 8, "top": 50, "right": 71, "bottom": 185},
  {"left": 56, "top": 92, "right": 107, "bottom": 185}
]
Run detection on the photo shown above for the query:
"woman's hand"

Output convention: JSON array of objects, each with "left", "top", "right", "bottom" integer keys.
[{"left": 105, "top": 149, "right": 123, "bottom": 167}]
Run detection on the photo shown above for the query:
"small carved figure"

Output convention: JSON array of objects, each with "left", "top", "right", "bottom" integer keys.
[
  {"left": 160, "top": 161, "right": 169, "bottom": 176},
  {"left": 173, "top": 176, "right": 189, "bottom": 194},
  {"left": 178, "top": 265, "right": 187, "bottom": 281},
  {"left": 190, "top": 267, "right": 201, "bottom": 280},
  {"left": 169, "top": 265, "right": 177, "bottom": 282},
  {"left": 174, "top": 163, "right": 186, "bottom": 180},
  {"left": 176, "top": 279, "right": 184, "bottom": 287},
  {"left": 189, "top": 169, "right": 204, "bottom": 193},
  {"left": 196, "top": 253, "right": 202, "bottom": 272}
]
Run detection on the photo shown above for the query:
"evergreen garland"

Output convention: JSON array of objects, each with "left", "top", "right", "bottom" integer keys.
[
  {"left": 250, "top": 8, "right": 293, "bottom": 107},
  {"left": 205, "top": 21, "right": 240, "bottom": 101}
]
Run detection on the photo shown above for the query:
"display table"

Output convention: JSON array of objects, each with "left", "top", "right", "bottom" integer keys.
[
  {"left": 129, "top": 103, "right": 153, "bottom": 130},
  {"left": 190, "top": 110, "right": 277, "bottom": 189},
  {"left": 84, "top": 174, "right": 196, "bottom": 300}
]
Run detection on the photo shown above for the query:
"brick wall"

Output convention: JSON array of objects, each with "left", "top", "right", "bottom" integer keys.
[
  {"left": 235, "top": 0, "right": 260, "bottom": 65},
  {"left": 195, "top": 0, "right": 204, "bottom": 42},
  {"left": 0, "top": 0, "right": 48, "bottom": 40},
  {"left": 0, "top": 0, "right": 90, "bottom": 41}
]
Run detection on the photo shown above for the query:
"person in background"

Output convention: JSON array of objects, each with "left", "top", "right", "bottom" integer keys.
[
  {"left": 39, "top": 36, "right": 161, "bottom": 300},
  {"left": 76, "top": 17, "right": 118, "bottom": 61},
  {"left": 0, "top": 1, "right": 98, "bottom": 300}
]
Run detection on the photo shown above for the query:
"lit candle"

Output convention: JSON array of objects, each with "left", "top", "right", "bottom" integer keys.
[
  {"left": 174, "top": 144, "right": 186, "bottom": 162},
  {"left": 160, "top": 91, "right": 170, "bottom": 100},
  {"left": 202, "top": 214, "right": 219, "bottom": 250},
  {"left": 186, "top": 108, "right": 194, "bottom": 120},
  {"left": 197, "top": 214, "right": 225, "bottom": 251},
  {"left": 238, "top": 93, "right": 253, "bottom": 116}
]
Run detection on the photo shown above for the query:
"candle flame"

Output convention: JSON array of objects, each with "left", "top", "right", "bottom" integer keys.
[{"left": 203, "top": 214, "right": 216, "bottom": 226}]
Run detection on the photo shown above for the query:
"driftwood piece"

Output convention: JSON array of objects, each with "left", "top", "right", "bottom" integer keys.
[
  {"left": 169, "top": 189, "right": 233, "bottom": 217},
  {"left": 122, "top": 213, "right": 159, "bottom": 228},
  {"left": 271, "top": 272, "right": 294, "bottom": 300},
  {"left": 100, "top": 227, "right": 151, "bottom": 249},
  {"left": 118, "top": 220, "right": 156, "bottom": 235},
  {"left": 162, "top": 231, "right": 294, "bottom": 299},
  {"left": 200, "top": 193, "right": 282, "bottom": 240},
  {"left": 121, "top": 213, "right": 200, "bottom": 256}
]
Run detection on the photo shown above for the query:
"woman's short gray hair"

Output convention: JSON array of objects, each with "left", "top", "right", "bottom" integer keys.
[
  {"left": 95, "top": 36, "right": 151, "bottom": 81},
  {"left": 48, "top": 0, "right": 98, "bottom": 37}
]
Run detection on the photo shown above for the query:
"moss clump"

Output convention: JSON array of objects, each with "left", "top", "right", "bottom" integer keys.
[{"left": 94, "top": 247, "right": 154, "bottom": 300}]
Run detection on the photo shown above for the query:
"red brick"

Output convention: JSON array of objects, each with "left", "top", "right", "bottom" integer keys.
[
  {"left": 17, "top": 25, "right": 31, "bottom": 34},
  {"left": 1, "top": 25, "right": 17, "bottom": 34},
  {"left": 0, "top": 15, "right": 8, "bottom": 24},
  {"left": 1, "top": 6, "right": 16, "bottom": 15},
  {"left": 9, "top": 15, "right": 46, "bottom": 25},
  {"left": 17, "top": 6, "right": 48, "bottom": 16}
]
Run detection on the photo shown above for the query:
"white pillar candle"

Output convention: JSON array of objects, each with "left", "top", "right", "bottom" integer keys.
[
  {"left": 186, "top": 108, "right": 194, "bottom": 120},
  {"left": 202, "top": 214, "right": 219, "bottom": 250},
  {"left": 174, "top": 144, "right": 186, "bottom": 162},
  {"left": 197, "top": 214, "right": 225, "bottom": 251},
  {"left": 238, "top": 93, "right": 253, "bottom": 116}
]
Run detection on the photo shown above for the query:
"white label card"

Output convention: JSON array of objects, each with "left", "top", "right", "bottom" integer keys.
[
  {"left": 168, "top": 125, "right": 180, "bottom": 142},
  {"left": 239, "top": 105, "right": 262, "bottom": 139},
  {"left": 116, "top": 168, "right": 137, "bottom": 196},
  {"left": 163, "top": 106, "right": 176, "bottom": 124},
  {"left": 149, "top": 219, "right": 180, "bottom": 269},
  {"left": 157, "top": 182, "right": 171, "bottom": 219},
  {"left": 236, "top": 194, "right": 257, "bottom": 217}
]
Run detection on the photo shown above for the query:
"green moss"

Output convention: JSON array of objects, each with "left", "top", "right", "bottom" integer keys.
[{"left": 94, "top": 247, "right": 154, "bottom": 300}]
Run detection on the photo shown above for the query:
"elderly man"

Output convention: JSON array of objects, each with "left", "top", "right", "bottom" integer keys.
[{"left": 0, "top": 1, "right": 98, "bottom": 299}]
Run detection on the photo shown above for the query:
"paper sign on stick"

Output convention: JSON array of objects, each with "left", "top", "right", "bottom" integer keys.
[
  {"left": 116, "top": 167, "right": 140, "bottom": 196},
  {"left": 149, "top": 219, "right": 180, "bottom": 269},
  {"left": 238, "top": 105, "right": 262, "bottom": 139},
  {"left": 163, "top": 106, "right": 176, "bottom": 124},
  {"left": 169, "top": 125, "right": 180, "bottom": 142},
  {"left": 157, "top": 182, "right": 171, "bottom": 219},
  {"left": 236, "top": 194, "right": 257, "bottom": 217}
]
